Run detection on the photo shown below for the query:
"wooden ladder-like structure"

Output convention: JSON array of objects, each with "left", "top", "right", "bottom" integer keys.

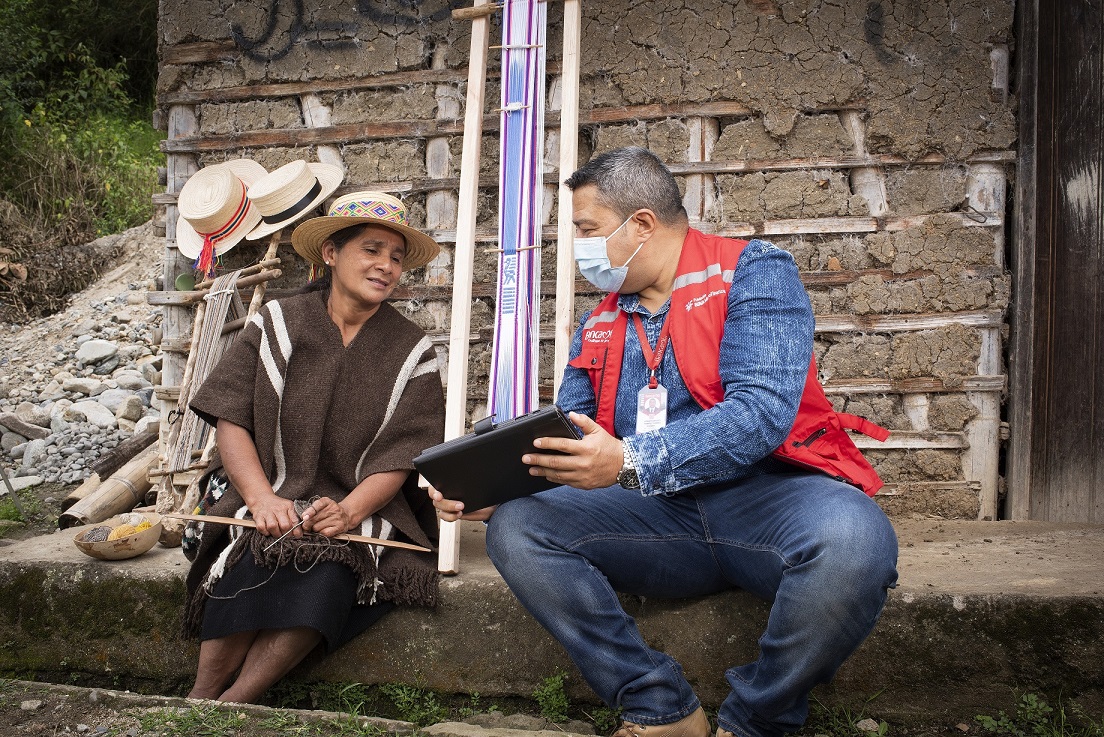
[{"left": 437, "top": 0, "right": 584, "bottom": 574}]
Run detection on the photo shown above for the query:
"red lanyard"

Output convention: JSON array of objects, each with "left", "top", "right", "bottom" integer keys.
[{"left": 632, "top": 313, "right": 671, "bottom": 389}]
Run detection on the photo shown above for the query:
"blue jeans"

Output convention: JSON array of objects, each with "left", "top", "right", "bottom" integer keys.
[{"left": 485, "top": 471, "right": 899, "bottom": 737}]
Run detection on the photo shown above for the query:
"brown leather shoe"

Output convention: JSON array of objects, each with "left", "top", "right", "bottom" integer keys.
[
  {"left": 612, "top": 707, "right": 711, "bottom": 737},
  {"left": 717, "top": 729, "right": 736, "bottom": 737}
]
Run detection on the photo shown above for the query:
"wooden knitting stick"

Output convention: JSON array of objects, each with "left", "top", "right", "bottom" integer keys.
[
  {"left": 553, "top": 0, "right": 582, "bottom": 397},
  {"left": 164, "top": 513, "right": 432, "bottom": 553},
  {"left": 438, "top": 0, "right": 493, "bottom": 575}
]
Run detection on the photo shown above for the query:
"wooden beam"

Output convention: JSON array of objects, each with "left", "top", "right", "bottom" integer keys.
[
  {"left": 821, "top": 375, "right": 1006, "bottom": 395},
  {"left": 852, "top": 431, "right": 967, "bottom": 450},
  {"left": 815, "top": 310, "right": 1004, "bottom": 333},
  {"left": 158, "top": 60, "right": 526, "bottom": 106},
  {"left": 153, "top": 153, "right": 1015, "bottom": 205},
  {"left": 875, "top": 480, "right": 981, "bottom": 497},
  {"left": 161, "top": 40, "right": 238, "bottom": 65},
  {"left": 1006, "top": 0, "right": 1040, "bottom": 521},
  {"left": 553, "top": 0, "right": 582, "bottom": 400}
]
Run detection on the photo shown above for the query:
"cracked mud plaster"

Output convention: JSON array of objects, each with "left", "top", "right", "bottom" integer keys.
[
  {"left": 866, "top": 216, "right": 998, "bottom": 275},
  {"left": 329, "top": 86, "right": 440, "bottom": 125},
  {"left": 592, "top": 120, "right": 692, "bottom": 162},
  {"left": 197, "top": 100, "right": 303, "bottom": 135},
  {"left": 198, "top": 147, "right": 317, "bottom": 171},
  {"left": 576, "top": 0, "right": 1012, "bottom": 157},
  {"left": 869, "top": 449, "right": 963, "bottom": 482},
  {"left": 719, "top": 170, "right": 868, "bottom": 221},
  {"left": 712, "top": 114, "right": 855, "bottom": 161},
  {"left": 840, "top": 272, "right": 1009, "bottom": 315},
  {"left": 885, "top": 166, "right": 968, "bottom": 216},
  {"left": 877, "top": 486, "right": 980, "bottom": 518},
  {"left": 192, "top": 0, "right": 471, "bottom": 85},
  {"left": 889, "top": 324, "right": 981, "bottom": 386},
  {"left": 343, "top": 141, "right": 427, "bottom": 182}
]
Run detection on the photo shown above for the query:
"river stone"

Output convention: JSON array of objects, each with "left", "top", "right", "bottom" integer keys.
[
  {"left": 71, "top": 318, "right": 98, "bottom": 336},
  {"left": 113, "top": 373, "right": 150, "bottom": 390},
  {"left": 75, "top": 339, "right": 118, "bottom": 364},
  {"left": 5, "top": 475, "right": 44, "bottom": 492},
  {"left": 0, "top": 413, "right": 50, "bottom": 440},
  {"left": 134, "top": 416, "right": 159, "bottom": 435},
  {"left": 96, "top": 388, "right": 132, "bottom": 413},
  {"left": 62, "top": 377, "right": 106, "bottom": 396},
  {"left": 115, "top": 396, "right": 145, "bottom": 422},
  {"left": 21, "top": 438, "right": 47, "bottom": 469},
  {"left": 65, "top": 401, "right": 117, "bottom": 429},
  {"left": 15, "top": 402, "right": 50, "bottom": 427},
  {"left": 2, "top": 432, "right": 26, "bottom": 453}
]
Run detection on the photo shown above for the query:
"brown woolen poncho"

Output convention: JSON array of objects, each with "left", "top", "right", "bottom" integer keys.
[{"left": 183, "top": 290, "right": 445, "bottom": 636}]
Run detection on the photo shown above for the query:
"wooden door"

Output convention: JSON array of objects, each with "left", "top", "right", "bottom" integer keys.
[{"left": 1009, "top": 0, "right": 1104, "bottom": 521}]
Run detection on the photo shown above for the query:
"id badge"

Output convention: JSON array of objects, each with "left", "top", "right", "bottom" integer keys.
[{"left": 636, "top": 385, "right": 668, "bottom": 433}]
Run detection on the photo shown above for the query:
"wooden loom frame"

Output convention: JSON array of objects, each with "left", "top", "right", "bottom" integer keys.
[{"left": 437, "top": 0, "right": 582, "bottom": 574}]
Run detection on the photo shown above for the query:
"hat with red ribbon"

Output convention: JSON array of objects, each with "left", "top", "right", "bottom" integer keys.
[{"left": 176, "top": 159, "right": 268, "bottom": 277}]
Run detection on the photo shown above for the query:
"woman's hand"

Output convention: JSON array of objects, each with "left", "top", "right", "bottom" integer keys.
[
  {"left": 427, "top": 485, "right": 496, "bottom": 522},
  {"left": 302, "top": 497, "right": 352, "bottom": 538},
  {"left": 249, "top": 495, "right": 302, "bottom": 538}
]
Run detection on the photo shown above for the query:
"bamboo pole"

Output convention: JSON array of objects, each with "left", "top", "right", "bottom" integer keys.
[
  {"left": 553, "top": 0, "right": 582, "bottom": 398},
  {"left": 438, "top": 0, "right": 492, "bottom": 575},
  {"left": 59, "top": 446, "right": 159, "bottom": 529},
  {"left": 60, "top": 473, "right": 101, "bottom": 512}
]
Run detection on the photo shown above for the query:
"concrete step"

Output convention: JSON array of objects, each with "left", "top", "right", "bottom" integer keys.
[{"left": 1, "top": 518, "right": 1101, "bottom": 723}]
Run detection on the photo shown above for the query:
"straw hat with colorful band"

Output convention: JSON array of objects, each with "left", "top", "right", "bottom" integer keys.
[
  {"left": 176, "top": 159, "right": 268, "bottom": 269},
  {"left": 291, "top": 191, "right": 441, "bottom": 270},
  {"left": 245, "top": 159, "right": 344, "bottom": 241}
]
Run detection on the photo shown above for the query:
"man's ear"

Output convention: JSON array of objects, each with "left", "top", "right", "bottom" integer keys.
[{"left": 631, "top": 208, "right": 659, "bottom": 242}]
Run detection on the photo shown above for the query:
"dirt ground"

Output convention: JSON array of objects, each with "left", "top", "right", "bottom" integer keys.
[{"left": 0, "top": 679, "right": 992, "bottom": 737}]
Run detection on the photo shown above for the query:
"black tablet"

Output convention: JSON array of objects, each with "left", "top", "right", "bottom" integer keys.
[{"left": 413, "top": 406, "right": 582, "bottom": 511}]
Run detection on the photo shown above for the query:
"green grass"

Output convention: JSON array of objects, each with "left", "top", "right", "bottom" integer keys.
[{"left": 137, "top": 705, "right": 252, "bottom": 737}]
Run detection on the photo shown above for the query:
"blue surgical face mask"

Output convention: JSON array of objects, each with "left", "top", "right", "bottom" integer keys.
[{"left": 574, "top": 215, "right": 644, "bottom": 293}]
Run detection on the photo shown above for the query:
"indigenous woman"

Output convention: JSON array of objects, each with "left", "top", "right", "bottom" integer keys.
[{"left": 182, "top": 191, "right": 445, "bottom": 703}]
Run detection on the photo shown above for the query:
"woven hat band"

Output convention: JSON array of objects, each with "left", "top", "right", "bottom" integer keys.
[
  {"left": 260, "top": 178, "right": 322, "bottom": 225},
  {"left": 330, "top": 198, "right": 408, "bottom": 224},
  {"left": 199, "top": 187, "right": 252, "bottom": 243}
]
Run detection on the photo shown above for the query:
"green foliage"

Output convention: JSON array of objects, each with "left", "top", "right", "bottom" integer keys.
[
  {"left": 583, "top": 705, "right": 622, "bottom": 733},
  {"left": 379, "top": 682, "right": 447, "bottom": 726},
  {"left": 976, "top": 693, "right": 1104, "bottom": 737},
  {"left": 0, "top": 497, "right": 23, "bottom": 523},
  {"left": 533, "top": 671, "right": 571, "bottom": 723},
  {"left": 0, "top": 0, "right": 161, "bottom": 299}
]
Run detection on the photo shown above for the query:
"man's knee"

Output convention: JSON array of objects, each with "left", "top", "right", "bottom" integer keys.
[
  {"left": 804, "top": 488, "right": 898, "bottom": 585},
  {"left": 485, "top": 497, "right": 538, "bottom": 568}
]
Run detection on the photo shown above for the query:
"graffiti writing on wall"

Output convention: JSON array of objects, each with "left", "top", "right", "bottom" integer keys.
[{"left": 231, "top": 0, "right": 463, "bottom": 61}]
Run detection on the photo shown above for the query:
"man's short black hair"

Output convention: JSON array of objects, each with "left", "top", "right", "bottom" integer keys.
[{"left": 564, "top": 146, "right": 687, "bottom": 224}]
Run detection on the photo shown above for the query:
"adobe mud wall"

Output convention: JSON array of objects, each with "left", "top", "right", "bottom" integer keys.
[{"left": 155, "top": 0, "right": 1016, "bottom": 518}]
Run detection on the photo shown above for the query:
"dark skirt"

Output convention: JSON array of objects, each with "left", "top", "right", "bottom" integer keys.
[{"left": 200, "top": 548, "right": 393, "bottom": 653}]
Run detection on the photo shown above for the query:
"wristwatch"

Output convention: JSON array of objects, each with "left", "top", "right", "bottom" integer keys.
[{"left": 617, "top": 440, "right": 642, "bottom": 490}]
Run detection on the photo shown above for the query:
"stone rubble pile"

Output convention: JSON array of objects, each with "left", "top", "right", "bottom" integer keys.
[{"left": 0, "top": 286, "right": 163, "bottom": 485}]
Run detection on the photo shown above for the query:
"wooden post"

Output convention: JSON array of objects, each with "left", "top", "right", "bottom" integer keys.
[
  {"left": 553, "top": 0, "right": 582, "bottom": 397},
  {"left": 300, "top": 93, "right": 345, "bottom": 170},
  {"left": 438, "top": 0, "right": 492, "bottom": 574},
  {"left": 964, "top": 327, "right": 1003, "bottom": 520},
  {"left": 840, "top": 110, "right": 888, "bottom": 217}
]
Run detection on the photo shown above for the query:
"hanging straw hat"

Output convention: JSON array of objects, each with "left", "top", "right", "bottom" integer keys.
[
  {"left": 176, "top": 159, "right": 268, "bottom": 270},
  {"left": 244, "top": 159, "right": 344, "bottom": 240},
  {"left": 291, "top": 191, "right": 441, "bottom": 270}
]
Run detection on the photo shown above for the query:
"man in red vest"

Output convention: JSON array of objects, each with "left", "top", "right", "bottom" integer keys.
[{"left": 432, "top": 147, "right": 898, "bottom": 737}]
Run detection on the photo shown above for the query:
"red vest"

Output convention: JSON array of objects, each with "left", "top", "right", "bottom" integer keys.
[{"left": 568, "top": 229, "right": 888, "bottom": 496}]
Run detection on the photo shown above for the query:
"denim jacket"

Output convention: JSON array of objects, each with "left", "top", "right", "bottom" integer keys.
[{"left": 556, "top": 238, "right": 814, "bottom": 495}]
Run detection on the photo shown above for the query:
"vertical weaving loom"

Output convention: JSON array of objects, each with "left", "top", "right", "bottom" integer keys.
[{"left": 488, "top": 0, "right": 547, "bottom": 423}]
